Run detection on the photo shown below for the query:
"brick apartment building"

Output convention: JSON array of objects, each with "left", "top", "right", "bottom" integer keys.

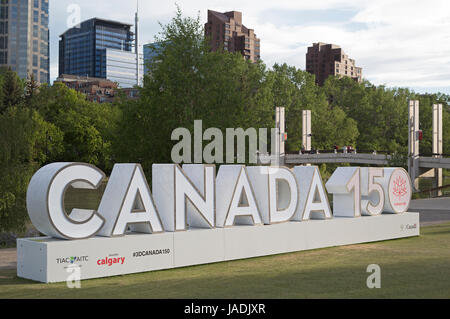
[
  {"left": 56, "top": 74, "right": 139, "bottom": 103},
  {"left": 306, "top": 43, "right": 362, "bottom": 86},
  {"left": 205, "top": 10, "right": 260, "bottom": 63}
]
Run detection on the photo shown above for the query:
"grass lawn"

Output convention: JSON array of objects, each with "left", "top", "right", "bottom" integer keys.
[{"left": 0, "top": 223, "right": 450, "bottom": 299}]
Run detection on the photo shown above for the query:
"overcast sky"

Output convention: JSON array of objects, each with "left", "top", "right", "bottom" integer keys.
[{"left": 50, "top": 0, "right": 450, "bottom": 94}]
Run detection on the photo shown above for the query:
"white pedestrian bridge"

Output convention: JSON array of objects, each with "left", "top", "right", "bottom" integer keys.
[{"left": 284, "top": 153, "right": 392, "bottom": 166}]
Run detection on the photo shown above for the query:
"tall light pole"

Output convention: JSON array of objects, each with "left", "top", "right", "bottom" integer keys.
[
  {"left": 433, "top": 104, "right": 443, "bottom": 196},
  {"left": 275, "top": 107, "right": 285, "bottom": 165},
  {"left": 408, "top": 100, "right": 420, "bottom": 191}
]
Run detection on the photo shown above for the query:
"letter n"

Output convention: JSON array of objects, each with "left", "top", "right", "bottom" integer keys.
[{"left": 153, "top": 164, "right": 215, "bottom": 231}]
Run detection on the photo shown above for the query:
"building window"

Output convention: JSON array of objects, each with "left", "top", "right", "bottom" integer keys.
[
  {"left": 41, "top": 14, "right": 48, "bottom": 26},
  {"left": 0, "top": 51, "right": 6, "bottom": 64},
  {"left": 0, "top": 6, "right": 8, "bottom": 19},
  {"left": 41, "top": 0, "right": 49, "bottom": 14},
  {"left": 40, "top": 72, "right": 48, "bottom": 84}
]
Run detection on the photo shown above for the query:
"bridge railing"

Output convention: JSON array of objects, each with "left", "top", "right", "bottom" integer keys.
[
  {"left": 416, "top": 184, "right": 450, "bottom": 199},
  {"left": 419, "top": 153, "right": 450, "bottom": 158},
  {"left": 287, "top": 149, "right": 392, "bottom": 155}
]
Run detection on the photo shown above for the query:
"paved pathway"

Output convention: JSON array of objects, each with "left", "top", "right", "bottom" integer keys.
[
  {"left": 1, "top": 199, "right": 449, "bottom": 271},
  {"left": 409, "top": 198, "right": 450, "bottom": 226},
  {"left": 409, "top": 198, "right": 450, "bottom": 210},
  {"left": 0, "top": 249, "right": 17, "bottom": 271}
]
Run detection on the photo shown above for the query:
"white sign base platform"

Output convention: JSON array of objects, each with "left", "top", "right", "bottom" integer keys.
[{"left": 17, "top": 213, "right": 420, "bottom": 283}]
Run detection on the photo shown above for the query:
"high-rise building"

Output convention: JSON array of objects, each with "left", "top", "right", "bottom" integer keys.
[
  {"left": 205, "top": 10, "right": 260, "bottom": 63},
  {"left": 306, "top": 42, "right": 362, "bottom": 86},
  {"left": 59, "top": 18, "right": 143, "bottom": 88},
  {"left": 0, "top": 0, "right": 50, "bottom": 84},
  {"left": 105, "top": 48, "right": 143, "bottom": 88},
  {"left": 143, "top": 42, "right": 163, "bottom": 75}
]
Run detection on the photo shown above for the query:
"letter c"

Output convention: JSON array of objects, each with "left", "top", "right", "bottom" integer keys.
[{"left": 26, "top": 163, "right": 106, "bottom": 240}]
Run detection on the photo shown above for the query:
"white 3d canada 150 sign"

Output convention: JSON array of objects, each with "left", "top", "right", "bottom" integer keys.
[
  {"left": 20, "top": 163, "right": 418, "bottom": 282},
  {"left": 27, "top": 163, "right": 412, "bottom": 239}
]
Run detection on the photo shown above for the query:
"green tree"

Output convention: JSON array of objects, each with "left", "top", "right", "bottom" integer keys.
[
  {"left": 116, "top": 6, "right": 274, "bottom": 174},
  {"left": 0, "top": 107, "right": 63, "bottom": 233},
  {"left": 25, "top": 73, "right": 40, "bottom": 108},
  {"left": 323, "top": 76, "right": 410, "bottom": 154},
  {"left": 34, "top": 82, "right": 120, "bottom": 172},
  {"left": 0, "top": 67, "right": 24, "bottom": 113},
  {"left": 269, "top": 64, "right": 359, "bottom": 152},
  {"left": 414, "top": 93, "right": 450, "bottom": 156}
]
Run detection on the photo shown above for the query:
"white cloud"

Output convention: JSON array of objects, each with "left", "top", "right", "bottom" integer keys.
[{"left": 50, "top": 0, "right": 450, "bottom": 93}]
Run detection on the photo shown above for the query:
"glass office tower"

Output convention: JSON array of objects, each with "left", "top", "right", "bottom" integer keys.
[
  {"left": 0, "top": 0, "right": 50, "bottom": 84},
  {"left": 143, "top": 42, "right": 163, "bottom": 75},
  {"left": 59, "top": 17, "right": 142, "bottom": 88},
  {"left": 106, "top": 48, "right": 143, "bottom": 88}
]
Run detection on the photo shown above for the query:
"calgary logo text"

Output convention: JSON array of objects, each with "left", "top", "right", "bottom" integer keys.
[{"left": 97, "top": 255, "right": 125, "bottom": 266}]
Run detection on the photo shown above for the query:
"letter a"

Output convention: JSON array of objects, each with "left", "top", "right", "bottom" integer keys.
[
  {"left": 292, "top": 166, "right": 332, "bottom": 220},
  {"left": 366, "top": 264, "right": 381, "bottom": 289},
  {"left": 97, "top": 164, "right": 163, "bottom": 236},
  {"left": 216, "top": 166, "right": 262, "bottom": 227}
]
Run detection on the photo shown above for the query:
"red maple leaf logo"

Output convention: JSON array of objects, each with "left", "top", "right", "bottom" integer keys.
[{"left": 393, "top": 176, "right": 408, "bottom": 199}]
